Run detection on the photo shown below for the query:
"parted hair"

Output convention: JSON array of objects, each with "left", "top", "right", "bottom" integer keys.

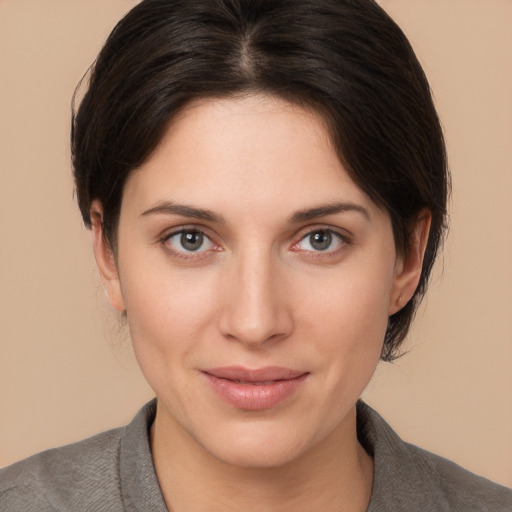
[{"left": 72, "top": 0, "right": 449, "bottom": 361}]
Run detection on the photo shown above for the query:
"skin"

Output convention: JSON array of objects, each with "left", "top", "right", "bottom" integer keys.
[{"left": 91, "top": 94, "right": 430, "bottom": 512}]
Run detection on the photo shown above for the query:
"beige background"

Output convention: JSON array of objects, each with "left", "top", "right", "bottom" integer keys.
[{"left": 0, "top": 0, "right": 511, "bottom": 488}]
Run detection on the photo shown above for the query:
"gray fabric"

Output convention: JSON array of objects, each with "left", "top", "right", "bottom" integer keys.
[
  {"left": 1, "top": 399, "right": 511, "bottom": 511},
  {"left": 356, "top": 402, "right": 512, "bottom": 511},
  {"left": 0, "top": 401, "right": 165, "bottom": 512}
]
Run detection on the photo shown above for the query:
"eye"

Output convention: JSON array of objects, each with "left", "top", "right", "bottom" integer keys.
[
  {"left": 164, "top": 229, "right": 214, "bottom": 254},
  {"left": 294, "top": 229, "right": 344, "bottom": 253}
]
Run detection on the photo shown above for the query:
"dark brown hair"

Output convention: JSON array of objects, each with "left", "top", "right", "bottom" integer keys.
[{"left": 72, "top": 0, "right": 449, "bottom": 360}]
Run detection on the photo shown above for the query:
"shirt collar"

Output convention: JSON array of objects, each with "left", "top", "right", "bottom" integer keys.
[
  {"left": 119, "top": 399, "right": 168, "bottom": 512},
  {"left": 357, "top": 401, "right": 449, "bottom": 511},
  {"left": 118, "top": 398, "right": 447, "bottom": 512}
]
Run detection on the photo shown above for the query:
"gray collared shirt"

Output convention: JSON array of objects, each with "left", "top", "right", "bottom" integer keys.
[{"left": 1, "top": 400, "right": 511, "bottom": 511}]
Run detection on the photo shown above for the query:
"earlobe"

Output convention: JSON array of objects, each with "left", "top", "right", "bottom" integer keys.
[
  {"left": 90, "top": 200, "right": 126, "bottom": 312},
  {"left": 389, "top": 210, "right": 432, "bottom": 315}
]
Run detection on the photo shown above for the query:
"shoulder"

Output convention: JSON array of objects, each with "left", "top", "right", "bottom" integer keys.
[
  {"left": 357, "top": 401, "right": 512, "bottom": 511},
  {"left": 402, "top": 440, "right": 512, "bottom": 510},
  {"left": 0, "top": 426, "right": 125, "bottom": 512},
  {"left": 0, "top": 399, "right": 159, "bottom": 512}
]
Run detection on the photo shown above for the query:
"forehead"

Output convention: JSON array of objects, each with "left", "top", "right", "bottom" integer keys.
[{"left": 123, "top": 94, "right": 377, "bottom": 218}]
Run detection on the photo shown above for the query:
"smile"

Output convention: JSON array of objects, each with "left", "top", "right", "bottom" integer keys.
[{"left": 202, "top": 366, "right": 309, "bottom": 410}]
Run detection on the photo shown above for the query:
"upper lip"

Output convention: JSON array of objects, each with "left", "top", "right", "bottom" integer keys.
[{"left": 203, "top": 366, "right": 307, "bottom": 382}]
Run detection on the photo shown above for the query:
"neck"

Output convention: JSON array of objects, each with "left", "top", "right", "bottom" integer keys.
[{"left": 151, "top": 404, "right": 373, "bottom": 512}]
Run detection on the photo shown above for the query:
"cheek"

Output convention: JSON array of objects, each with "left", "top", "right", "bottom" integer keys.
[
  {"left": 296, "top": 256, "right": 395, "bottom": 388},
  {"left": 299, "top": 259, "right": 394, "bottom": 344},
  {"left": 118, "top": 253, "right": 220, "bottom": 367},
  {"left": 312, "top": 288, "right": 387, "bottom": 380}
]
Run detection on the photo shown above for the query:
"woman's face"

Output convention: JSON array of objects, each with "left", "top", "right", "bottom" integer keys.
[{"left": 94, "top": 94, "right": 422, "bottom": 468}]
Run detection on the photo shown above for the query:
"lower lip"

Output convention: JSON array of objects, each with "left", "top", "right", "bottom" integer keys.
[{"left": 203, "top": 373, "right": 308, "bottom": 410}]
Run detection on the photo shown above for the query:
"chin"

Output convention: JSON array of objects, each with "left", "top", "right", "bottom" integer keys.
[
  {"left": 211, "top": 440, "right": 304, "bottom": 469},
  {"left": 195, "top": 418, "right": 321, "bottom": 470}
]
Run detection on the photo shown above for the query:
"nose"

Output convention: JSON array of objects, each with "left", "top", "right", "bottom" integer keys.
[{"left": 217, "top": 251, "right": 293, "bottom": 347}]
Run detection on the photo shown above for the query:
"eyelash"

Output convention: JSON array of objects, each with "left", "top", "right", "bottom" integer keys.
[
  {"left": 159, "top": 226, "right": 350, "bottom": 261},
  {"left": 160, "top": 228, "right": 219, "bottom": 260},
  {"left": 291, "top": 228, "right": 349, "bottom": 257}
]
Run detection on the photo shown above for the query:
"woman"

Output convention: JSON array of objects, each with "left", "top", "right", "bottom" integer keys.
[{"left": 1, "top": 0, "right": 511, "bottom": 510}]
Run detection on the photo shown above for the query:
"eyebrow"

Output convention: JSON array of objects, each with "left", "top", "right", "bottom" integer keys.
[
  {"left": 141, "top": 202, "right": 225, "bottom": 223},
  {"left": 288, "top": 202, "right": 370, "bottom": 223},
  {"left": 141, "top": 200, "right": 369, "bottom": 224}
]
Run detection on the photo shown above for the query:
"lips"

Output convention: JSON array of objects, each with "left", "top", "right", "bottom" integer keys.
[{"left": 202, "top": 366, "right": 309, "bottom": 410}]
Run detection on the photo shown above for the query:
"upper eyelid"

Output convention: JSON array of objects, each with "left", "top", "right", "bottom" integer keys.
[
  {"left": 295, "top": 225, "right": 351, "bottom": 242},
  {"left": 300, "top": 227, "right": 343, "bottom": 237},
  {"left": 297, "top": 229, "right": 345, "bottom": 244},
  {"left": 160, "top": 225, "right": 213, "bottom": 240}
]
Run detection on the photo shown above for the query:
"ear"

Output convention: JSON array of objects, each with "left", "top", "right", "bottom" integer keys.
[
  {"left": 389, "top": 209, "right": 432, "bottom": 315},
  {"left": 90, "top": 200, "right": 126, "bottom": 312}
]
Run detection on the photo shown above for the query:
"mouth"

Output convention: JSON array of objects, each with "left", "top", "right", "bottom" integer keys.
[
  {"left": 202, "top": 366, "right": 309, "bottom": 410},
  {"left": 231, "top": 380, "right": 280, "bottom": 386}
]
